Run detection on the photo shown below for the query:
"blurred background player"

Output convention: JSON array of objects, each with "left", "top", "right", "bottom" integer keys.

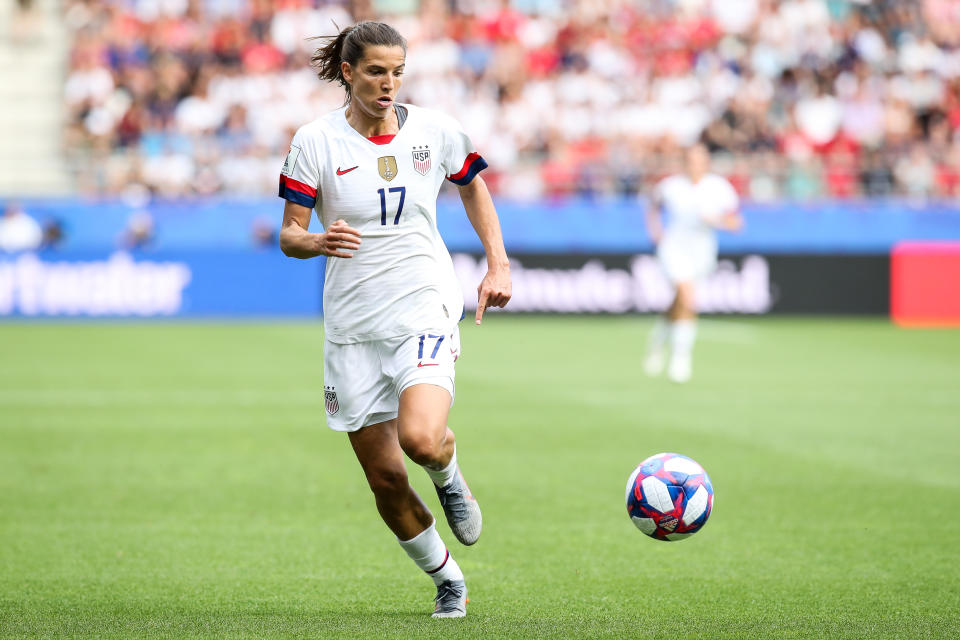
[
  {"left": 644, "top": 144, "right": 743, "bottom": 383},
  {"left": 277, "top": 22, "right": 511, "bottom": 619},
  {"left": 0, "top": 202, "right": 42, "bottom": 253}
]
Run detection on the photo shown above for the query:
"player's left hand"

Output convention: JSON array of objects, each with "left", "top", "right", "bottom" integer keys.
[
  {"left": 720, "top": 211, "right": 744, "bottom": 232},
  {"left": 476, "top": 267, "right": 512, "bottom": 325}
]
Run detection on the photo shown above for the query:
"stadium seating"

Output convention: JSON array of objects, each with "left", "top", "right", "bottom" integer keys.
[
  {"left": 11, "top": 1, "right": 960, "bottom": 202},
  {"left": 0, "top": 0, "right": 71, "bottom": 195}
]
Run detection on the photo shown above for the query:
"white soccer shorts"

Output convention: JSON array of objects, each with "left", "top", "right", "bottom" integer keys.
[
  {"left": 322, "top": 326, "right": 461, "bottom": 432},
  {"left": 657, "top": 233, "right": 718, "bottom": 283}
]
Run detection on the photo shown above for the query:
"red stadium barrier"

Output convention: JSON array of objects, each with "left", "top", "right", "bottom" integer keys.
[{"left": 891, "top": 242, "right": 960, "bottom": 327}]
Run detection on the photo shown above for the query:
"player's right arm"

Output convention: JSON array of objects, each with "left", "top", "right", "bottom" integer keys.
[
  {"left": 277, "top": 126, "right": 361, "bottom": 259},
  {"left": 645, "top": 182, "right": 665, "bottom": 245},
  {"left": 279, "top": 201, "right": 361, "bottom": 259}
]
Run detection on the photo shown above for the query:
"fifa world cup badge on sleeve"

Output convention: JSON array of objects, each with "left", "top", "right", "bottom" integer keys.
[
  {"left": 324, "top": 386, "right": 340, "bottom": 415},
  {"left": 412, "top": 146, "right": 431, "bottom": 175},
  {"left": 281, "top": 145, "right": 301, "bottom": 177}
]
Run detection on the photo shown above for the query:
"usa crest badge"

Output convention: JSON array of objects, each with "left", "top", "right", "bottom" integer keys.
[
  {"left": 324, "top": 386, "right": 339, "bottom": 415},
  {"left": 412, "top": 146, "right": 431, "bottom": 176},
  {"left": 378, "top": 156, "right": 398, "bottom": 181}
]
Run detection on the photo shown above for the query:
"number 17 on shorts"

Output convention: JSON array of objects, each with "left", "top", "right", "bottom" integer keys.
[
  {"left": 398, "top": 330, "right": 458, "bottom": 402},
  {"left": 417, "top": 333, "right": 445, "bottom": 368}
]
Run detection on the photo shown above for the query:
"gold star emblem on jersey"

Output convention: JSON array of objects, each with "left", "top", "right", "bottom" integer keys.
[{"left": 378, "top": 156, "right": 398, "bottom": 181}]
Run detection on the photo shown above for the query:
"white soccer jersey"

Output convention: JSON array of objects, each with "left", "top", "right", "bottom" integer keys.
[
  {"left": 279, "top": 103, "right": 486, "bottom": 343},
  {"left": 655, "top": 173, "right": 739, "bottom": 239},
  {"left": 654, "top": 173, "right": 739, "bottom": 282}
]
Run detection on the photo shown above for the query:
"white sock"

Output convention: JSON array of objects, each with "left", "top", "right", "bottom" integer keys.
[
  {"left": 398, "top": 521, "right": 464, "bottom": 586},
  {"left": 425, "top": 444, "right": 457, "bottom": 488},
  {"left": 648, "top": 317, "right": 669, "bottom": 354},
  {"left": 670, "top": 320, "right": 697, "bottom": 361}
]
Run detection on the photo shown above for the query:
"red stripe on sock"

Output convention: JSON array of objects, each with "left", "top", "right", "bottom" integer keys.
[{"left": 426, "top": 550, "right": 449, "bottom": 574}]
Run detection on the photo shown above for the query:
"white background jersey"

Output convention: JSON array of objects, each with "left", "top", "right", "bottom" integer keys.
[
  {"left": 279, "top": 103, "right": 485, "bottom": 343},
  {"left": 654, "top": 173, "right": 739, "bottom": 242}
]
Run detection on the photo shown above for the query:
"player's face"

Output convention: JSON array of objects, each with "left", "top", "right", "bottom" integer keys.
[
  {"left": 342, "top": 45, "right": 406, "bottom": 122},
  {"left": 686, "top": 145, "right": 710, "bottom": 179}
]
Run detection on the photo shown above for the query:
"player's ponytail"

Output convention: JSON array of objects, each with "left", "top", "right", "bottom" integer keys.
[{"left": 310, "top": 22, "right": 407, "bottom": 101}]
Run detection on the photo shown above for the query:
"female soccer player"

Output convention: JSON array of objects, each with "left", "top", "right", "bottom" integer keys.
[
  {"left": 644, "top": 143, "right": 742, "bottom": 383},
  {"left": 277, "top": 22, "right": 511, "bottom": 618}
]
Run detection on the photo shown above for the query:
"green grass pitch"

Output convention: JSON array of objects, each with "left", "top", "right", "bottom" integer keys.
[{"left": 1, "top": 317, "right": 958, "bottom": 639}]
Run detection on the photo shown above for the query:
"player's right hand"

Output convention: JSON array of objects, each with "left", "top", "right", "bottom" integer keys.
[{"left": 319, "top": 219, "right": 362, "bottom": 258}]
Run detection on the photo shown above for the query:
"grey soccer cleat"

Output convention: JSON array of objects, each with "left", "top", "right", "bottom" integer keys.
[
  {"left": 435, "top": 469, "right": 482, "bottom": 545},
  {"left": 431, "top": 579, "right": 467, "bottom": 619}
]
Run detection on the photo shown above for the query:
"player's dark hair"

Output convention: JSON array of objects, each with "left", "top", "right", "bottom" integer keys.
[{"left": 310, "top": 22, "right": 407, "bottom": 100}]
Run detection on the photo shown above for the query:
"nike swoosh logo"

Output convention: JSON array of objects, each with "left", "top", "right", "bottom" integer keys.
[
  {"left": 417, "top": 362, "right": 439, "bottom": 368},
  {"left": 336, "top": 166, "right": 359, "bottom": 176}
]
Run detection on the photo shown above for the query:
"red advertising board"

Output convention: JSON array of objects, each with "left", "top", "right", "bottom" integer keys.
[{"left": 891, "top": 242, "right": 960, "bottom": 327}]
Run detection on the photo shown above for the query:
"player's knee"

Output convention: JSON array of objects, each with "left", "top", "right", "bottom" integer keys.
[
  {"left": 365, "top": 465, "right": 409, "bottom": 498},
  {"left": 398, "top": 430, "right": 444, "bottom": 466},
  {"left": 676, "top": 291, "right": 695, "bottom": 316}
]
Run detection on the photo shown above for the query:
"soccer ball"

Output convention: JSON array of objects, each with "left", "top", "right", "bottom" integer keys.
[{"left": 625, "top": 452, "right": 714, "bottom": 541}]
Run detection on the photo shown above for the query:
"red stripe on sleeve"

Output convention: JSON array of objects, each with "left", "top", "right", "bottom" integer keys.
[
  {"left": 281, "top": 175, "right": 317, "bottom": 197},
  {"left": 448, "top": 152, "right": 481, "bottom": 181}
]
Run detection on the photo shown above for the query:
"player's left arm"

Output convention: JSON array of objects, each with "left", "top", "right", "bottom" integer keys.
[
  {"left": 708, "top": 179, "right": 743, "bottom": 232},
  {"left": 457, "top": 175, "right": 511, "bottom": 325},
  {"left": 713, "top": 208, "right": 743, "bottom": 232}
]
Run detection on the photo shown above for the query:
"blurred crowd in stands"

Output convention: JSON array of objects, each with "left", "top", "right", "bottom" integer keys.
[{"left": 61, "top": 0, "right": 960, "bottom": 202}]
